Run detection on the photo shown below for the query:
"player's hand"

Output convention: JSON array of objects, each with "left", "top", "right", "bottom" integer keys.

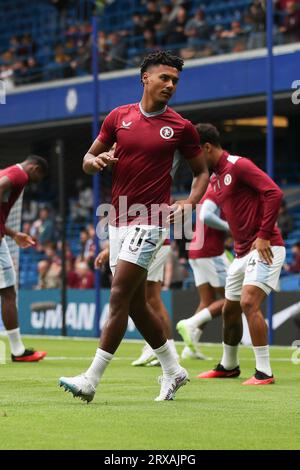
[
  {"left": 14, "top": 232, "right": 36, "bottom": 249},
  {"left": 167, "top": 200, "right": 192, "bottom": 224},
  {"left": 92, "top": 151, "right": 118, "bottom": 172},
  {"left": 94, "top": 248, "right": 109, "bottom": 269},
  {"left": 251, "top": 238, "right": 274, "bottom": 265}
]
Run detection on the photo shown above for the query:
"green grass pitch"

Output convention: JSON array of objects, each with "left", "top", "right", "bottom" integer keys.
[{"left": 0, "top": 337, "right": 299, "bottom": 450}]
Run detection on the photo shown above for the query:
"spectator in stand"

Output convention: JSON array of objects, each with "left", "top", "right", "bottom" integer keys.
[
  {"left": 144, "top": 1, "right": 162, "bottom": 30},
  {"left": 165, "top": 6, "right": 188, "bottom": 49},
  {"left": 70, "top": 45, "right": 91, "bottom": 76},
  {"left": 245, "top": 1, "right": 266, "bottom": 50},
  {"left": 36, "top": 259, "right": 61, "bottom": 289},
  {"left": 181, "top": 9, "right": 211, "bottom": 59},
  {"left": 66, "top": 259, "right": 78, "bottom": 288},
  {"left": 210, "top": 24, "right": 230, "bottom": 54},
  {"left": 168, "top": 0, "right": 192, "bottom": 23},
  {"left": 31, "top": 208, "right": 56, "bottom": 250},
  {"left": 73, "top": 259, "right": 95, "bottom": 289},
  {"left": 131, "top": 12, "right": 144, "bottom": 37},
  {"left": 277, "top": 199, "right": 294, "bottom": 239},
  {"left": 45, "top": 43, "right": 72, "bottom": 80},
  {"left": 143, "top": 28, "right": 159, "bottom": 51},
  {"left": 105, "top": 32, "right": 127, "bottom": 71},
  {"left": 80, "top": 229, "right": 92, "bottom": 259},
  {"left": 156, "top": 4, "right": 173, "bottom": 33},
  {"left": 22, "top": 222, "right": 32, "bottom": 237},
  {"left": 279, "top": 0, "right": 300, "bottom": 43},
  {"left": 220, "top": 21, "right": 246, "bottom": 53},
  {"left": 283, "top": 242, "right": 300, "bottom": 274},
  {"left": 18, "top": 33, "right": 37, "bottom": 58},
  {"left": 184, "top": 9, "right": 210, "bottom": 47}
]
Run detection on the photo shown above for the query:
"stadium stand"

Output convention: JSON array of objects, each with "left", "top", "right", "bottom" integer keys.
[{"left": 1, "top": 0, "right": 300, "bottom": 85}]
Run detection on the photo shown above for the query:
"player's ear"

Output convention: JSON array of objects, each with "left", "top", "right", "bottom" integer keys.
[
  {"left": 142, "top": 72, "right": 149, "bottom": 85},
  {"left": 206, "top": 143, "right": 212, "bottom": 153}
]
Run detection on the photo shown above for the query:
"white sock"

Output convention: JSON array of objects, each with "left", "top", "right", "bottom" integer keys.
[
  {"left": 167, "top": 339, "right": 179, "bottom": 359},
  {"left": 253, "top": 346, "right": 272, "bottom": 376},
  {"left": 187, "top": 308, "right": 212, "bottom": 329},
  {"left": 154, "top": 341, "right": 181, "bottom": 377},
  {"left": 7, "top": 328, "right": 25, "bottom": 356},
  {"left": 220, "top": 342, "right": 239, "bottom": 370},
  {"left": 85, "top": 348, "right": 113, "bottom": 388},
  {"left": 194, "top": 328, "right": 203, "bottom": 342}
]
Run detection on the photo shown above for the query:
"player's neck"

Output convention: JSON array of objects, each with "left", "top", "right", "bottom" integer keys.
[
  {"left": 211, "top": 148, "right": 224, "bottom": 168},
  {"left": 140, "top": 97, "right": 167, "bottom": 114},
  {"left": 19, "top": 162, "right": 28, "bottom": 174}
]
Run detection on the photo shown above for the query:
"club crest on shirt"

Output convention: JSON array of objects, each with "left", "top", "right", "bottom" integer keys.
[
  {"left": 224, "top": 174, "right": 232, "bottom": 186},
  {"left": 160, "top": 126, "right": 174, "bottom": 139}
]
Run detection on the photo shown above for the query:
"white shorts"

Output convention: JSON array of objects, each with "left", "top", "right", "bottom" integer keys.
[
  {"left": 147, "top": 245, "right": 171, "bottom": 283},
  {"left": 225, "top": 246, "right": 286, "bottom": 301},
  {"left": 189, "top": 252, "right": 231, "bottom": 288},
  {"left": 0, "top": 238, "right": 16, "bottom": 289},
  {"left": 109, "top": 225, "right": 167, "bottom": 275}
]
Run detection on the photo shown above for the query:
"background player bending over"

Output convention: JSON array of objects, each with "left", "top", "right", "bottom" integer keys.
[
  {"left": 59, "top": 51, "right": 209, "bottom": 402},
  {"left": 177, "top": 183, "right": 232, "bottom": 360},
  {"left": 0, "top": 155, "right": 48, "bottom": 362},
  {"left": 195, "top": 124, "right": 285, "bottom": 385}
]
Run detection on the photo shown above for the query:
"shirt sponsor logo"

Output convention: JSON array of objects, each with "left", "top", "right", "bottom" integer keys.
[
  {"left": 160, "top": 126, "right": 174, "bottom": 139},
  {"left": 121, "top": 120, "right": 132, "bottom": 129},
  {"left": 224, "top": 174, "right": 232, "bottom": 186}
]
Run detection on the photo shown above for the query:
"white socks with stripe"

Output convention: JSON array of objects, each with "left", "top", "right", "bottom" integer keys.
[
  {"left": 220, "top": 342, "right": 239, "bottom": 370},
  {"left": 85, "top": 348, "right": 113, "bottom": 388},
  {"left": 167, "top": 339, "right": 179, "bottom": 360},
  {"left": 7, "top": 328, "right": 25, "bottom": 356},
  {"left": 253, "top": 345, "right": 272, "bottom": 376},
  {"left": 154, "top": 341, "right": 181, "bottom": 377},
  {"left": 186, "top": 308, "right": 213, "bottom": 329}
]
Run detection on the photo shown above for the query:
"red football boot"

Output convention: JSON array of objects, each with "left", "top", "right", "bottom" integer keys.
[
  {"left": 243, "top": 369, "right": 275, "bottom": 385},
  {"left": 11, "top": 348, "right": 47, "bottom": 362},
  {"left": 197, "top": 363, "right": 240, "bottom": 379}
]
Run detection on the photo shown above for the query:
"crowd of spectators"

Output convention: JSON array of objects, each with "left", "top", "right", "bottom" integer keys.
[{"left": 1, "top": 0, "right": 300, "bottom": 86}]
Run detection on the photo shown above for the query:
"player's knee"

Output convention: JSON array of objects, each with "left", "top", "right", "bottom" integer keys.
[
  {"left": 240, "top": 294, "right": 256, "bottom": 315},
  {"left": 147, "top": 294, "right": 159, "bottom": 311},
  {"left": 110, "top": 285, "right": 129, "bottom": 311}
]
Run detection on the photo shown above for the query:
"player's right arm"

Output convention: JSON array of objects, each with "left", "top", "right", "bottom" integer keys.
[
  {"left": 82, "top": 140, "right": 118, "bottom": 175},
  {"left": 83, "top": 108, "right": 119, "bottom": 175},
  {"left": 200, "top": 199, "right": 229, "bottom": 231}
]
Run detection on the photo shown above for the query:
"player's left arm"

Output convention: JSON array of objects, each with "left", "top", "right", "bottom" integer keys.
[
  {"left": 235, "top": 159, "right": 283, "bottom": 264},
  {"left": 168, "top": 153, "right": 209, "bottom": 223},
  {"left": 168, "top": 121, "right": 209, "bottom": 223}
]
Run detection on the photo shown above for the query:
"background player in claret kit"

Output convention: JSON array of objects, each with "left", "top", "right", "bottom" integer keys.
[
  {"left": 194, "top": 124, "right": 285, "bottom": 385},
  {"left": 59, "top": 51, "right": 209, "bottom": 402},
  {"left": 95, "top": 238, "right": 179, "bottom": 367},
  {"left": 0, "top": 155, "right": 48, "bottom": 362},
  {"left": 177, "top": 183, "right": 232, "bottom": 360}
]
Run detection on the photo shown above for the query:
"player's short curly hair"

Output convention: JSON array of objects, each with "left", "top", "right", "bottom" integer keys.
[
  {"left": 195, "top": 123, "right": 221, "bottom": 147},
  {"left": 140, "top": 51, "right": 184, "bottom": 80},
  {"left": 26, "top": 154, "right": 48, "bottom": 176}
]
